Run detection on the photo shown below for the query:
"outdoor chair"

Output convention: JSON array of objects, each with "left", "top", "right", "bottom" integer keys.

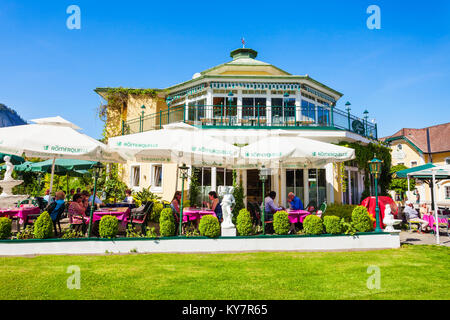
[
  {"left": 246, "top": 202, "right": 260, "bottom": 226},
  {"left": 22, "top": 212, "right": 42, "bottom": 231},
  {"left": 52, "top": 204, "right": 66, "bottom": 236},
  {"left": 253, "top": 202, "right": 273, "bottom": 234},
  {"left": 129, "top": 201, "right": 153, "bottom": 234},
  {"left": 17, "top": 198, "right": 39, "bottom": 208},
  {"left": 305, "top": 201, "right": 317, "bottom": 213},
  {"left": 35, "top": 197, "right": 48, "bottom": 211},
  {"left": 315, "top": 202, "right": 327, "bottom": 217},
  {"left": 433, "top": 215, "right": 449, "bottom": 237},
  {"left": 404, "top": 211, "right": 422, "bottom": 233}
]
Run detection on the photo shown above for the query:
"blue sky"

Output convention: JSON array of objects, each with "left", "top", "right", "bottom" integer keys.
[{"left": 0, "top": 0, "right": 449, "bottom": 139}]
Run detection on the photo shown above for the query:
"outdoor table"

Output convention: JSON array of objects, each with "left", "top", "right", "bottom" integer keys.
[
  {"left": 422, "top": 214, "right": 449, "bottom": 232},
  {"left": 87, "top": 207, "right": 131, "bottom": 227},
  {"left": 0, "top": 206, "right": 41, "bottom": 225},
  {"left": 105, "top": 203, "right": 136, "bottom": 209},
  {"left": 182, "top": 207, "right": 217, "bottom": 223},
  {"left": 287, "top": 210, "right": 311, "bottom": 224}
]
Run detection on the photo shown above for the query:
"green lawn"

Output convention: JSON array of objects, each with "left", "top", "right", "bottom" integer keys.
[{"left": 0, "top": 245, "right": 448, "bottom": 300}]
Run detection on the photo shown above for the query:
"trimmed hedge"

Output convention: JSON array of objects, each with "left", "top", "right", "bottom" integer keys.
[
  {"left": 322, "top": 204, "right": 357, "bottom": 222},
  {"left": 99, "top": 215, "right": 119, "bottom": 239},
  {"left": 236, "top": 209, "right": 252, "bottom": 236},
  {"left": 151, "top": 202, "right": 164, "bottom": 223},
  {"left": 303, "top": 215, "right": 324, "bottom": 235},
  {"left": 0, "top": 217, "right": 12, "bottom": 240},
  {"left": 33, "top": 211, "right": 54, "bottom": 239},
  {"left": 323, "top": 215, "right": 343, "bottom": 234},
  {"left": 273, "top": 211, "right": 290, "bottom": 235},
  {"left": 159, "top": 208, "right": 175, "bottom": 237},
  {"left": 351, "top": 206, "right": 374, "bottom": 232},
  {"left": 199, "top": 215, "right": 220, "bottom": 238}
]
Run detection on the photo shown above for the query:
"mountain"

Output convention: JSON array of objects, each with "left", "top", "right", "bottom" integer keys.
[{"left": 0, "top": 104, "right": 27, "bottom": 127}]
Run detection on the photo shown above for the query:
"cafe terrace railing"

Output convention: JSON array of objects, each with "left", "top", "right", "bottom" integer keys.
[{"left": 121, "top": 105, "right": 377, "bottom": 140}]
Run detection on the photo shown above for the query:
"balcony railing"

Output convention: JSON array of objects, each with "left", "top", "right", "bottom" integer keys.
[{"left": 121, "top": 105, "right": 377, "bottom": 140}]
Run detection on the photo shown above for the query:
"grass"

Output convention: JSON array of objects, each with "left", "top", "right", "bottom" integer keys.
[{"left": 0, "top": 245, "right": 448, "bottom": 300}]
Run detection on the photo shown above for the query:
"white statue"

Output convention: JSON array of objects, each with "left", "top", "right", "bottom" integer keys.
[
  {"left": 219, "top": 186, "right": 235, "bottom": 229},
  {"left": 383, "top": 204, "right": 402, "bottom": 232},
  {"left": 3, "top": 156, "right": 14, "bottom": 182}
]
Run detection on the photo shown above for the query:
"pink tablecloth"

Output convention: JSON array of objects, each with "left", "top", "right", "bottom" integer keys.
[
  {"left": 88, "top": 207, "right": 130, "bottom": 227},
  {"left": 287, "top": 210, "right": 311, "bottom": 224},
  {"left": 0, "top": 207, "right": 41, "bottom": 224},
  {"left": 182, "top": 208, "right": 217, "bottom": 223},
  {"left": 422, "top": 214, "right": 449, "bottom": 232}
]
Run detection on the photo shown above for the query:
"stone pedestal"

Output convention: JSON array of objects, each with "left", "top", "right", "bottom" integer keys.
[{"left": 221, "top": 226, "right": 237, "bottom": 237}]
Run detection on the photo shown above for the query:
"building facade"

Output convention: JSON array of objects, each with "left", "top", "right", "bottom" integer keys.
[
  {"left": 382, "top": 123, "right": 450, "bottom": 207},
  {"left": 96, "top": 48, "right": 379, "bottom": 208}
]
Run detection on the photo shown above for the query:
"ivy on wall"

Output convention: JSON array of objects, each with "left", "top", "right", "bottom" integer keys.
[
  {"left": 97, "top": 87, "right": 161, "bottom": 141},
  {"left": 338, "top": 141, "right": 392, "bottom": 198}
]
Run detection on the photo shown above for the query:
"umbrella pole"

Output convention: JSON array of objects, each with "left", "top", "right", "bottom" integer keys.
[
  {"left": 66, "top": 173, "right": 69, "bottom": 199},
  {"left": 432, "top": 171, "right": 439, "bottom": 245},
  {"left": 407, "top": 176, "right": 411, "bottom": 202},
  {"left": 49, "top": 157, "right": 56, "bottom": 195}
]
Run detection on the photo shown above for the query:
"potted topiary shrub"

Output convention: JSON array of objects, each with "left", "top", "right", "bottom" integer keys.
[
  {"left": 159, "top": 208, "right": 175, "bottom": 237},
  {"left": 236, "top": 208, "right": 252, "bottom": 236},
  {"left": 33, "top": 211, "right": 54, "bottom": 239},
  {"left": 303, "top": 215, "right": 324, "bottom": 235},
  {"left": 351, "top": 206, "right": 374, "bottom": 232},
  {"left": 0, "top": 217, "right": 12, "bottom": 240},
  {"left": 323, "top": 215, "right": 343, "bottom": 234},
  {"left": 273, "top": 211, "right": 290, "bottom": 235},
  {"left": 199, "top": 215, "right": 220, "bottom": 238},
  {"left": 99, "top": 215, "right": 119, "bottom": 239}
]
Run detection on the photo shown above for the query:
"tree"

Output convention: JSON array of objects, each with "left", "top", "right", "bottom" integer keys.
[{"left": 389, "top": 164, "right": 414, "bottom": 200}]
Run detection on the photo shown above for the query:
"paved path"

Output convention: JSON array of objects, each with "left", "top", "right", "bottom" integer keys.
[{"left": 400, "top": 230, "right": 450, "bottom": 247}]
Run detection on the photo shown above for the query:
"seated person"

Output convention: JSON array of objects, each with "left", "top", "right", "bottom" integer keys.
[
  {"left": 43, "top": 189, "right": 52, "bottom": 203},
  {"left": 287, "top": 192, "right": 304, "bottom": 210},
  {"left": 264, "top": 191, "right": 284, "bottom": 220},
  {"left": 206, "top": 191, "right": 222, "bottom": 221},
  {"left": 124, "top": 189, "right": 134, "bottom": 204},
  {"left": 171, "top": 191, "right": 181, "bottom": 216},
  {"left": 68, "top": 193, "right": 87, "bottom": 225},
  {"left": 404, "top": 201, "right": 429, "bottom": 232},
  {"left": 419, "top": 203, "right": 431, "bottom": 217},
  {"left": 88, "top": 188, "right": 104, "bottom": 208},
  {"left": 49, "top": 191, "right": 66, "bottom": 222}
]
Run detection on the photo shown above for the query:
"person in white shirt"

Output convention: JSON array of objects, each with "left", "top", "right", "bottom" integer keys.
[
  {"left": 124, "top": 189, "right": 134, "bottom": 204},
  {"left": 404, "top": 201, "right": 428, "bottom": 232}
]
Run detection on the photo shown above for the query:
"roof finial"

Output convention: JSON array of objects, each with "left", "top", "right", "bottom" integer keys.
[{"left": 241, "top": 37, "right": 245, "bottom": 48}]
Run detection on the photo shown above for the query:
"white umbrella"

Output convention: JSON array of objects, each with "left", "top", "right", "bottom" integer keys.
[
  {"left": 0, "top": 117, "right": 127, "bottom": 193},
  {"left": 407, "top": 164, "right": 450, "bottom": 245},
  {"left": 236, "top": 136, "right": 355, "bottom": 168},
  {"left": 108, "top": 125, "right": 239, "bottom": 166},
  {"left": 29, "top": 116, "right": 82, "bottom": 130}
]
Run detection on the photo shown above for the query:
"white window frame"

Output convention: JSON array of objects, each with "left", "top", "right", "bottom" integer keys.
[
  {"left": 130, "top": 165, "right": 141, "bottom": 189},
  {"left": 445, "top": 157, "right": 450, "bottom": 165},
  {"left": 150, "top": 164, "right": 163, "bottom": 193},
  {"left": 445, "top": 186, "right": 450, "bottom": 199}
]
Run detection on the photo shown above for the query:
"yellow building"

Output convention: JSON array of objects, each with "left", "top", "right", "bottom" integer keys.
[
  {"left": 96, "top": 48, "right": 380, "bottom": 207},
  {"left": 382, "top": 122, "right": 450, "bottom": 207}
]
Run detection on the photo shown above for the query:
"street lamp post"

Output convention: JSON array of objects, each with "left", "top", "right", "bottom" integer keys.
[
  {"left": 345, "top": 101, "right": 351, "bottom": 131},
  {"left": 368, "top": 156, "right": 383, "bottom": 232},
  {"left": 259, "top": 166, "right": 270, "bottom": 235},
  {"left": 88, "top": 162, "right": 104, "bottom": 238},
  {"left": 140, "top": 105, "right": 146, "bottom": 132},
  {"left": 363, "top": 110, "right": 369, "bottom": 137},
  {"left": 178, "top": 163, "right": 189, "bottom": 236}
]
